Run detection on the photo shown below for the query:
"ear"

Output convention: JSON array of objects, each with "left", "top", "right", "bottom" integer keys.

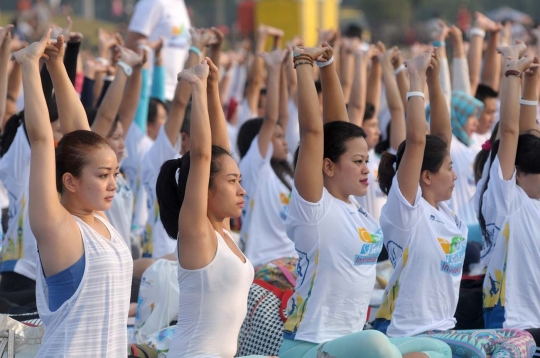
[
  {"left": 420, "top": 170, "right": 432, "bottom": 186},
  {"left": 322, "top": 158, "right": 335, "bottom": 177},
  {"left": 62, "top": 173, "right": 79, "bottom": 194}
]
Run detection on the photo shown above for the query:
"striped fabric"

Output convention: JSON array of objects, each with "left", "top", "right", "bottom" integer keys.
[{"left": 35, "top": 214, "right": 133, "bottom": 357}]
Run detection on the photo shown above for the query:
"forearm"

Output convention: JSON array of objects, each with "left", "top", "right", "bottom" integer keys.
[
  {"left": 519, "top": 75, "right": 538, "bottom": 132},
  {"left": 428, "top": 76, "right": 452, "bottom": 146},
  {"left": 406, "top": 72, "right": 428, "bottom": 141},
  {"left": 382, "top": 65, "right": 405, "bottom": 150},
  {"left": 21, "top": 62, "right": 53, "bottom": 142},
  {"left": 347, "top": 53, "right": 367, "bottom": 126},
  {"left": 7, "top": 62, "right": 22, "bottom": 101},
  {"left": 452, "top": 58, "right": 471, "bottom": 94},
  {"left": 93, "top": 71, "right": 129, "bottom": 137},
  {"left": 118, "top": 68, "right": 143, "bottom": 137},
  {"left": 189, "top": 82, "right": 211, "bottom": 155},
  {"left": 439, "top": 56, "right": 452, "bottom": 111},
  {"left": 340, "top": 50, "right": 353, "bottom": 103},
  {"left": 80, "top": 77, "right": 95, "bottom": 108},
  {"left": 278, "top": 65, "right": 289, "bottom": 130},
  {"left": 366, "top": 60, "right": 382, "bottom": 114},
  {"left": 47, "top": 62, "right": 90, "bottom": 133},
  {"left": 481, "top": 31, "right": 502, "bottom": 92},
  {"left": 320, "top": 62, "right": 349, "bottom": 123},
  {"left": 467, "top": 34, "right": 484, "bottom": 95},
  {"left": 40, "top": 62, "right": 54, "bottom": 100},
  {"left": 207, "top": 81, "right": 229, "bottom": 150}
]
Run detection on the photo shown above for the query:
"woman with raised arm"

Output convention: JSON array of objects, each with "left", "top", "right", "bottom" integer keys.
[
  {"left": 237, "top": 49, "right": 296, "bottom": 270},
  {"left": 11, "top": 30, "right": 132, "bottom": 356},
  {"left": 478, "top": 42, "right": 540, "bottom": 348},
  {"left": 374, "top": 49, "right": 535, "bottom": 358},
  {"left": 155, "top": 60, "right": 272, "bottom": 358},
  {"left": 280, "top": 43, "right": 451, "bottom": 358}
]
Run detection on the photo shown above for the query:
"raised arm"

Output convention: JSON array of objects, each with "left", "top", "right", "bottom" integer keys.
[
  {"left": 427, "top": 49, "right": 452, "bottom": 147},
  {"left": 45, "top": 35, "right": 89, "bottom": 133},
  {"left": 117, "top": 50, "right": 147, "bottom": 139},
  {"left": 12, "top": 30, "right": 81, "bottom": 276},
  {"left": 468, "top": 13, "right": 498, "bottom": 95},
  {"left": 347, "top": 47, "right": 369, "bottom": 126},
  {"left": 92, "top": 47, "right": 144, "bottom": 137},
  {"left": 176, "top": 61, "right": 214, "bottom": 266},
  {"left": 449, "top": 26, "right": 471, "bottom": 95},
  {"left": 208, "top": 27, "right": 224, "bottom": 73},
  {"left": 278, "top": 53, "right": 290, "bottom": 131},
  {"left": 481, "top": 25, "right": 503, "bottom": 92},
  {"left": 365, "top": 44, "right": 383, "bottom": 118},
  {"left": 319, "top": 44, "right": 348, "bottom": 123},
  {"left": 339, "top": 37, "right": 357, "bottom": 103},
  {"left": 166, "top": 29, "right": 211, "bottom": 145},
  {"left": 379, "top": 47, "right": 406, "bottom": 151},
  {"left": 245, "top": 25, "right": 269, "bottom": 115},
  {"left": 519, "top": 56, "right": 539, "bottom": 133},
  {"left": 393, "top": 50, "right": 409, "bottom": 109},
  {"left": 256, "top": 50, "right": 286, "bottom": 158},
  {"left": 207, "top": 57, "right": 230, "bottom": 150},
  {"left": 293, "top": 46, "right": 327, "bottom": 202},
  {"left": 432, "top": 21, "right": 451, "bottom": 109},
  {"left": 497, "top": 42, "right": 532, "bottom": 180},
  {"left": 397, "top": 52, "right": 431, "bottom": 205},
  {"left": 0, "top": 26, "right": 13, "bottom": 128}
]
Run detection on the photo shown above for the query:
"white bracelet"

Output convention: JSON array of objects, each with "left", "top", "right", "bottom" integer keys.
[
  {"left": 394, "top": 64, "right": 406, "bottom": 76},
  {"left": 96, "top": 57, "right": 109, "bottom": 66},
  {"left": 138, "top": 44, "right": 153, "bottom": 54},
  {"left": 316, "top": 56, "right": 334, "bottom": 68},
  {"left": 520, "top": 98, "right": 538, "bottom": 106},
  {"left": 407, "top": 91, "right": 425, "bottom": 101},
  {"left": 469, "top": 28, "right": 486, "bottom": 38}
]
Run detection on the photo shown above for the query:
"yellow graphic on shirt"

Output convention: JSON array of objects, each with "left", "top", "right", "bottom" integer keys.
[
  {"left": 376, "top": 278, "right": 401, "bottom": 321},
  {"left": 2, "top": 195, "right": 26, "bottom": 262},
  {"left": 402, "top": 246, "right": 409, "bottom": 267},
  {"left": 358, "top": 228, "right": 381, "bottom": 243},
  {"left": 483, "top": 223, "right": 508, "bottom": 309},
  {"left": 172, "top": 24, "right": 186, "bottom": 36},
  {"left": 280, "top": 193, "right": 290, "bottom": 206},
  {"left": 142, "top": 199, "right": 159, "bottom": 257},
  {"left": 284, "top": 250, "right": 319, "bottom": 337}
]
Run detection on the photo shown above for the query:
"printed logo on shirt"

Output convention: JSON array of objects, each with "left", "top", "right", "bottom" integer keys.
[
  {"left": 438, "top": 236, "right": 466, "bottom": 276},
  {"left": 279, "top": 192, "right": 291, "bottom": 221},
  {"left": 357, "top": 205, "right": 368, "bottom": 218},
  {"left": 480, "top": 223, "right": 500, "bottom": 260},
  {"left": 168, "top": 23, "right": 189, "bottom": 49},
  {"left": 354, "top": 228, "right": 384, "bottom": 265}
]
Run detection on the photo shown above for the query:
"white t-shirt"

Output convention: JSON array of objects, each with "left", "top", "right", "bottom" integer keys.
[
  {"left": 106, "top": 175, "right": 134, "bottom": 248},
  {"left": 128, "top": 0, "right": 191, "bottom": 100},
  {"left": 355, "top": 149, "right": 385, "bottom": 222},
  {"left": 376, "top": 176, "right": 468, "bottom": 337},
  {"left": 450, "top": 135, "right": 479, "bottom": 226},
  {"left": 123, "top": 125, "right": 154, "bottom": 239},
  {"left": 283, "top": 186, "right": 383, "bottom": 344},
  {"left": 0, "top": 125, "right": 38, "bottom": 280},
  {"left": 140, "top": 126, "right": 181, "bottom": 258},
  {"left": 286, "top": 99, "right": 300, "bottom": 155},
  {"left": 470, "top": 131, "right": 491, "bottom": 155},
  {"left": 237, "top": 98, "right": 257, "bottom": 128},
  {"left": 481, "top": 158, "right": 540, "bottom": 330},
  {"left": 239, "top": 136, "right": 296, "bottom": 268}
]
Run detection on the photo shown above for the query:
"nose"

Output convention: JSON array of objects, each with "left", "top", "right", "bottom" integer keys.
[
  {"left": 110, "top": 176, "right": 118, "bottom": 191},
  {"left": 238, "top": 183, "right": 246, "bottom": 197}
]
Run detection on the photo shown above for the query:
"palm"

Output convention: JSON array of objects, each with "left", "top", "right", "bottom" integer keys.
[
  {"left": 293, "top": 46, "right": 325, "bottom": 61},
  {"left": 262, "top": 49, "right": 287, "bottom": 67},
  {"left": 178, "top": 63, "right": 209, "bottom": 84},
  {"left": 498, "top": 41, "right": 527, "bottom": 60},
  {"left": 407, "top": 52, "right": 432, "bottom": 73}
]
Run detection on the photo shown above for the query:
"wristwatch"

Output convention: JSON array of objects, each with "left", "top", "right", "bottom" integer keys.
[{"left": 117, "top": 61, "right": 133, "bottom": 76}]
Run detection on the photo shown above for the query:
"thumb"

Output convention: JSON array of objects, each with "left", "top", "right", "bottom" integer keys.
[{"left": 41, "top": 28, "right": 53, "bottom": 44}]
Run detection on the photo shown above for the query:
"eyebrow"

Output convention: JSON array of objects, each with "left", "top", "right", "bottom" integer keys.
[
  {"left": 352, "top": 154, "right": 366, "bottom": 159},
  {"left": 227, "top": 173, "right": 242, "bottom": 178},
  {"left": 98, "top": 166, "right": 120, "bottom": 171}
]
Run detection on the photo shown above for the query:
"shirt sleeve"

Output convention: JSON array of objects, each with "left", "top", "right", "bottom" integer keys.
[
  {"left": 485, "top": 157, "right": 519, "bottom": 217},
  {"left": 238, "top": 135, "right": 272, "bottom": 196},
  {"left": 128, "top": 0, "right": 163, "bottom": 37},
  {"left": 285, "top": 185, "right": 331, "bottom": 225}
]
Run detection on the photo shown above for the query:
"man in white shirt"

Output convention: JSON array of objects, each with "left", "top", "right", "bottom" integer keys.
[{"left": 126, "top": 0, "right": 191, "bottom": 101}]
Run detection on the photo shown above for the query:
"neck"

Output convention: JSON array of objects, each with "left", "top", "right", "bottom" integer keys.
[
  {"left": 60, "top": 195, "right": 96, "bottom": 224},
  {"left": 421, "top": 189, "right": 439, "bottom": 211},
  {"left": 207, "top": 213, "right": 226, "bottom": 236},
  {"left": 323, "top": 177, "right": 350, "bottom": 203}
]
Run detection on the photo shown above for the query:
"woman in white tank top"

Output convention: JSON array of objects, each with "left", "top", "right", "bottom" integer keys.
[
  {"left": 12, "top": 31, "right": 133, "bottom": 356},
  {"left": 155, "top": 46, "right": 272, "bottom": 358}
]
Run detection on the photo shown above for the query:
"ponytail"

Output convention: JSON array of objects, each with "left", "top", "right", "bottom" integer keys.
[
  {"left": 156, "top": 157, "right": 184, "bottom": 240},
  {"left": 473, "top": 122, "right": 499, "bottom": 184},
  {"left": 477, "top": 139, "right": 501, "bottom": 246}
]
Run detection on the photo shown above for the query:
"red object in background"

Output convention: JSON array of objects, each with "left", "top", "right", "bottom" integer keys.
[
  {"left": 75, "top": 72, "right": 84, "bottom": 95},
  {"left": 17, "top": 0, "right": 32, "bottom": 12},
  {"left": 237, "top": 0, "right": 254, "bottom": 37},
  {"left": 457, "top": 6, "right": 472, "bottom": 32}
]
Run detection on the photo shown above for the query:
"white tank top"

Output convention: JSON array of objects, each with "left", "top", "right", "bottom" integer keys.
[
  {"left": 106, "top": 175, "right": 134, "bottom": 248},
  {"left": 168, "top": 230, "right": 254, "bottom": 358},
  {"left": 36, "top": 214, "right": 133, "bottom": 357}
]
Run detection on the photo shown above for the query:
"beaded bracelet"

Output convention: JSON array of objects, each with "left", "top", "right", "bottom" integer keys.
[
  {"left": 292, "top": 54, "right": 314, "bottom": 63},
  {"left": 293, "top": 59, "right": 314, "bottom": 69}
]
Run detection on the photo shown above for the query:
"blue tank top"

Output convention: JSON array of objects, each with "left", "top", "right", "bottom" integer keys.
[{"left": 45, "top": 254, "right": 86, "bottom": 311}]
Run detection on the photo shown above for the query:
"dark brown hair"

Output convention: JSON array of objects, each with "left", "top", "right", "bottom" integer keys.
[{"left": 55, "top": 130, "right": 110, "bottom": 193}]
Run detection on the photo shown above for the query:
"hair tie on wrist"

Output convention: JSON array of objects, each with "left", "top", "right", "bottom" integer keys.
[
  {"left": 520, "top": 98, "right": 537, "bottom": 106},
  {"left": 432, "top": 41, "right": 446, "bottom": 48},
  {"left": 406, "top": 91, "right": 425, "bottom": 101},
  {"left": 481, "top": 140, "right": 492, "bottom": 151},
  {"left": 189, "top": 46, "right": 202, "bottom": 58},
  {"left": 394, "top": 64, "right": 406, "bottom": 76},
  {"left": 469, "top": 28, "right": 486, "bottom": 38},
  {"left": 316, "top": 56, "right": 334, "bottom": 68}
]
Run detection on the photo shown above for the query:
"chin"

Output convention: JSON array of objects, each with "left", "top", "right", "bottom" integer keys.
[{"left": 353, "top": 188, "right": 368, "bottom": 198}]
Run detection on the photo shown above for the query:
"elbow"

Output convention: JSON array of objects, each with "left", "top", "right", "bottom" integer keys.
[
  {"left": 500, "top": 124, "right": 518, "bottom": 137},
  {"left": 406, "top": 133, "right": 426, "bottom": 147},
  {"left": 300, "top": 126, "right": 323, "bottom": 137},
  {"left": 189, "top": 151, "right": 212, "bottom": 162}
]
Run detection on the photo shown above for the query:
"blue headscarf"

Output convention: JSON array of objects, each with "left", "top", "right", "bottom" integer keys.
[{"left": 426, "top": 91, "right": 484, "bottom": 147}]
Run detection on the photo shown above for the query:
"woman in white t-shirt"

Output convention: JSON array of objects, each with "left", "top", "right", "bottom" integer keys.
[
  {"left": 237, "top": 50, "right": 297, "bottom": 269},
  {"left": 374, "top": 49, "right": 535, "bottom": 357},
  {"left": 281, "top": 44, "right": 451, "bottom": 358},
  {"left": 12, "top": 31, "right": 132, "bottom": 356},
  {"left": 155, "top": 60, "right": 269, "bottom": 358},
  {"left": 476, "top": 43, "right": 540, "bottom": 349}
]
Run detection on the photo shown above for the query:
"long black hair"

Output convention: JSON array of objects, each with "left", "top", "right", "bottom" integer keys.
[
  {"left": 473, "top": 122, "right": 499, "bottom": 184},
  {"left": 156, "top": 146, "right": 231, "bottom": 239},
  {"left": 237, "top": 118, "right": 293, "bottom": 191},
  {"left": 378, "top": 135, "right": 448, "bottom": 196}
]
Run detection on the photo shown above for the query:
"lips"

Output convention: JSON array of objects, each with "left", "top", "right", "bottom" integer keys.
[
  {"left": 237, "top": 201, "right": 245, "bottom": 208},
  {"left": 105, "top": 196, "right": 114, "bottom": 202},
  {"left": 360, "top": 179, "right": 369, "bottom": 185}
]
